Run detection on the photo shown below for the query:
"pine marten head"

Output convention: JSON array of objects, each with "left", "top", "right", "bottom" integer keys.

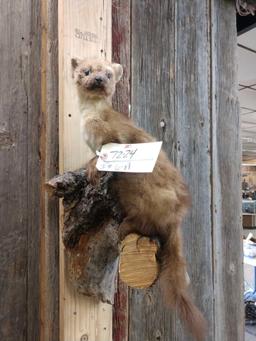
[{"left": 71, "top": 58, "right": 123, "bottom": 99}]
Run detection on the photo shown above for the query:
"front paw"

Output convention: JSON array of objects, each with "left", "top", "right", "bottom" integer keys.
[{"left": 86, "top": 157, "right": 100, "bottom": 185}]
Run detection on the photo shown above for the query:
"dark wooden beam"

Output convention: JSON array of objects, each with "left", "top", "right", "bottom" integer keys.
[
  {"left": 39, "top": 1, "right": 59, "bottom": 340},
  {"left": 112, "top": 1, "right": 131, "bottom": 340},
  {"left": 0, "top": 1, "right": 41, "bottom": 340}
]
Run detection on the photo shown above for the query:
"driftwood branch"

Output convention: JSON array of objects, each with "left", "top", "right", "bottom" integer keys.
[
  {"left": 46, "top": 170, "right": 122, "bottom": 248},
  {"left": 46, "top": 170, "right": 123, "bottom": 304},
  {"left": 46, "top": 168, "right": 160, "bottom": 304}
]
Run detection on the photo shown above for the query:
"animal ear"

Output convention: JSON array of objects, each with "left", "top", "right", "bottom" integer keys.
[
  {"left": 71, "top": 58, "right": 81, "bottom": 70},
  {"left": 112, "top": 63, "right": 123, "bottom": 82}
]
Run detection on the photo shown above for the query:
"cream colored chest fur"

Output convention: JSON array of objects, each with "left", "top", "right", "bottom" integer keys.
[
  {"left": 79, "top": 98, "right": 110, "bottom": 153},
  {"left": 80, "top": 112, "right": 99, "bottom": 153}
]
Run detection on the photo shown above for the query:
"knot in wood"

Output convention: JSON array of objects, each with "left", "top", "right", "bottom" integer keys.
[
  {"left": 80, "top": 334, "right": 89, "bottom": 341},
  {"left": 160, "top": 119, "right": 166, "bottom": 128},
  {"left": 155, "top": 329, "right": 162, "bottom": 340}
]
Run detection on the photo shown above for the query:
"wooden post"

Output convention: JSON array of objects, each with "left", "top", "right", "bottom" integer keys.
[
  {"left": 129, "top": 1, "right": 243, "bottom": 341},
  {"left": 174, "top": 1, "right": 214, "bottom": 338},
  {"left": 40, "top": 1, "right": 59, "bottom": 341},
  {"left": 129, "top": 3, "right": 177, "bottom": 340},
  {"left": 0, "top": 1, "right": 41, "bottom": 340},
  {"left": 112, "top": 1, "right": 131, "bottom": 340},
  {"left": 211, "top": 1, "right": 244, "bottom": 339},
  {"left": 58, "top": 1, "right": 112, "bottom": 340}
]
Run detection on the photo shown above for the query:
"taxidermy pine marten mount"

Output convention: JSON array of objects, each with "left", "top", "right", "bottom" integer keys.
[{"left": 47, "top": 58, "right": 207, "bottom": 340}]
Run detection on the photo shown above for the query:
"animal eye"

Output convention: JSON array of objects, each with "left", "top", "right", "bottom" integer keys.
[
  {"left": 84, "top": 69, "right": 90, "bottom": 76},
  {"left": 107, "top": 72, "right": 112, "bottom": 79}
]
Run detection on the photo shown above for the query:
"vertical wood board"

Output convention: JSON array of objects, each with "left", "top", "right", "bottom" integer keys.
[
  {"left": 58, "top": 1, "right": 112, "bottom": 341},
  {"left": 129, "top": 0, "right": 242, "bottom": 340},
  {"left": 129, "top": 2, "right": 176, "bottom": 340},
  {"left": 175, "top": 0, "right": 214, "bottom": 339},
  {"left": 0, "top": 0, "right": 41, "bottom": 340},
  {"left": 112, "top": 1, "right": 131, "bottom": 341},
  {"left": 211, "top": 1, "right": 244, "bottom": 340},
  {"left": 112, "top": 0, "right": 131, "bottom": 115},
  {"left": 26, "top": 0, "right": 42, "bottom": 339},
  {"left": 40, "top": 0, "right": 59, "bottom": 340}
]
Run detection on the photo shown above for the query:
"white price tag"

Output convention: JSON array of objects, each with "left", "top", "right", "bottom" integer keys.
[{"left": 96, "top": 141, "right": 162, "bottom": 173}]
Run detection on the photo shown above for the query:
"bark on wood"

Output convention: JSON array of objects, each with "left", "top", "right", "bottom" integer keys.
[
  {"left": 46, "top": 170, "right": 122, "bottom": 304},
  {"left": 46, "top": 169, "right": 160, "bottom": 305}
]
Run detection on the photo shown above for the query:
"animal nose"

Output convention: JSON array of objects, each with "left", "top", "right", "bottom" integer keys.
[{"left": 95, "top": 76, "right": 103, "bottom": 83}]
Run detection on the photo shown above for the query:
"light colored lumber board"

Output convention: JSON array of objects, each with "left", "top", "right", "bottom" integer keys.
[{"left": 58, "top": 1, "right": 112, "bottom": 341}]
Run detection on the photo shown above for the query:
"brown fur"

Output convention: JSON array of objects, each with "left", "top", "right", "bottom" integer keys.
[{"left": 72, "top": 58, "right": 207, "bottom": 340}]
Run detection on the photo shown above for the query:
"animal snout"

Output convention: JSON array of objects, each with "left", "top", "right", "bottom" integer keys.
[{"left": 95, "top": 76, "right": 103, "bottom": 84}]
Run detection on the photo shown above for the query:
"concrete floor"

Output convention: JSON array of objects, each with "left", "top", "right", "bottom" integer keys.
[
  {"left": 244, "top": 258, "right": 256, "bottom": 340},
  {"left": 245, "top": 331, "right": 255, "bottom": 341},
  {"left": 244, "top": 239, "right": 256, "bottom": 341}
]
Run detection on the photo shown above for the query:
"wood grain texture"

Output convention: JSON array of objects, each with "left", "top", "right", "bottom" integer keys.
[
  {"left": 119, "top": 234, "right": 159, "bottom": 289},
  {"left": 130, "top": 1, "right": 242, "bottom": 340},
  {"left": 27, "top": 1, "right": 42, "bottom": 338},
  {"left": 112, "top": 0, "right": 131, "bottom": 115},
  {"left": 0, "top": 1, "right": 41, "bottom": 340},
  {"left": 174, "top": 1, "right": 214, "bottom": 339},
  {"left": 40, "top": 1, "right": 59, "bottom": 340},
  {"left": 112, "top": 1, "right": 130, "bottom": 340},
  {"left": 211, "top": 1, "right": 244, "bottom": 340},
  {"left": 58, "top": 1, "right": 112, "bottom": 340},
  {"left": 129, "top": 2, "right": 176, "bottom": 340}
]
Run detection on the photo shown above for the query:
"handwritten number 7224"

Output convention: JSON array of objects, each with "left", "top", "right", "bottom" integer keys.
[{"left": 109, "top": 149, "right": 138, "bottom": 160}]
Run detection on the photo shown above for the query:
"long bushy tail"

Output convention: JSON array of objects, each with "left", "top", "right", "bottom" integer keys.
[{"left": 159, "top": 231, "right": 207, "bottom": 341}]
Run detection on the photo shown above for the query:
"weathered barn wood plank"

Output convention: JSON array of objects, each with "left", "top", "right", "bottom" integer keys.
[
  {"left": 174, "top": 1, "right": 214, "bottom": 339},
  {"left": 112, "top": 0, "right": 131, "bottom": 115},
  {"left": 27, "top": 1, "right": 42, "bottom": 339},
  {"left": 129, "top": 2, "right": 176, "bottom": 340},
  {"left": 112, "top": 1, "right": 130, "bottom": 340},
  {"left": 129, "top": 1, "right": 242, "bottom": 340},
  {"left": 40, "top": 1, "right": 59, "bottom": 340},
  {"left": 211, "top": 1, "right": 243, "bottom": 340},
  {"left": 58, "top": 1, "right": 112, "bottom": 340},
  {"left": 0, "top": 0, "right": 41, "bottom": 340}
]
